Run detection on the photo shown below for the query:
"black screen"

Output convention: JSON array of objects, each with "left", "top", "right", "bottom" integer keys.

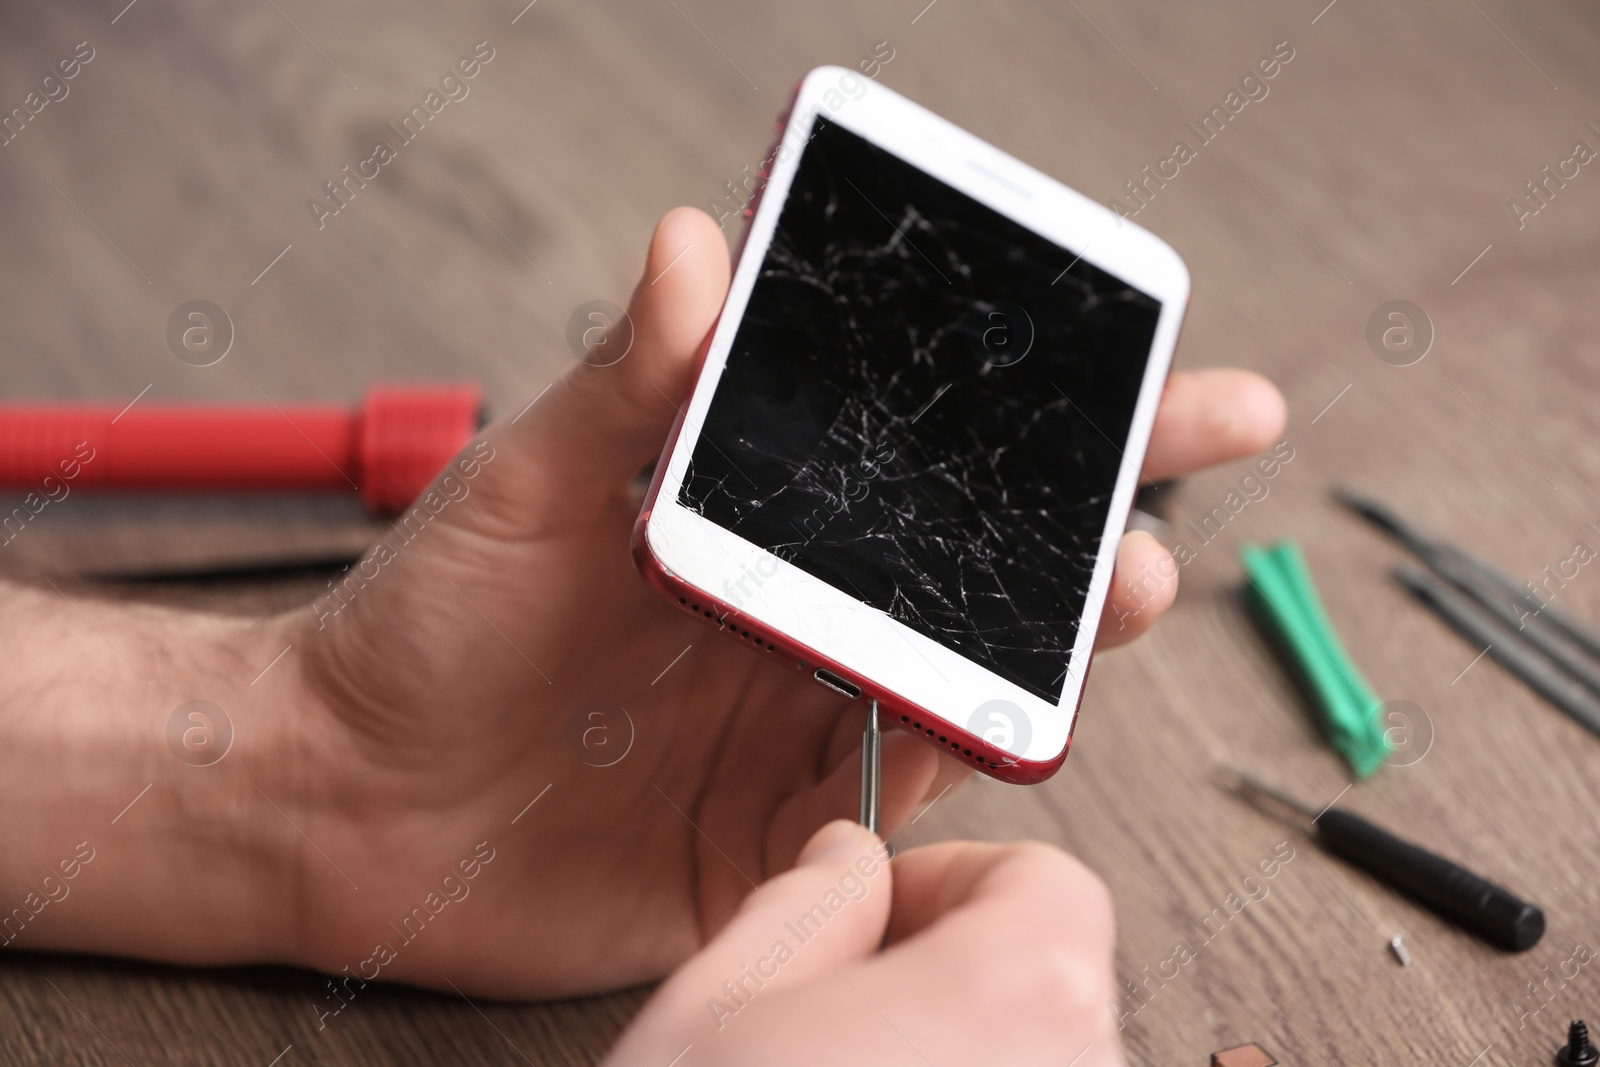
[{"left": 679, "top": 115, "right": 1161, "bottom": 702}]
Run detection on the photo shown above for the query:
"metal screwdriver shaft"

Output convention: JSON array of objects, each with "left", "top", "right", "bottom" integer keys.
[{"left": 859, "top": 699, "right": 881, "bottom": 835}]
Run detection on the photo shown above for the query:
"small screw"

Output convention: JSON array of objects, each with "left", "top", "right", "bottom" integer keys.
[
  {"left": 1389, "top": 935, "right": 1412, "bottom": 967},
  {"left": 1557, "top": 1020, "right": 1599, "bottom": 1067}
]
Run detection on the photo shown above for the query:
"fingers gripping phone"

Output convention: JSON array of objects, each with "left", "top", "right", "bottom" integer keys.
[{"left": 634, "top": 67, "right": 1188, "bottom": 782}]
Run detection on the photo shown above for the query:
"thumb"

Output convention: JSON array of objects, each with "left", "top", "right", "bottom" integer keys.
[
  {"left": 466, "top": 206, "right": 730, "bottom": 530},
  {"left": 606, "top": 820, "right": 893, "bottom": 1060}
]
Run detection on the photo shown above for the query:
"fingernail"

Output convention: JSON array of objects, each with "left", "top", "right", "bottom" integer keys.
[{"left": 799, "top": 818, "right": 871, "bottom": 867}]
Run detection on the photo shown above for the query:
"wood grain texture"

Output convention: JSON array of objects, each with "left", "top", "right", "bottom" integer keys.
[{"left": 3, "top": 0, "right": 1600, "bottom": 1062}]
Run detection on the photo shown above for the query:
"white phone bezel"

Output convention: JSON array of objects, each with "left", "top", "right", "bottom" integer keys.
[{"left": 644, "top": 66, "right": 1189, "bottom": 764}]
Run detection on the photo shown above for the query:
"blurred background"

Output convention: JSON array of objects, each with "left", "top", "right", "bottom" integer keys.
[{"left": 2, "top": 0, "right": 1599, "bottom": 1063}]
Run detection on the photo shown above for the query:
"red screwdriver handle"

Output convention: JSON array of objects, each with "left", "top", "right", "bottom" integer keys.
[
  {"left": 0, "top": 383, "right": 482, "bottom": 516},
  {"left": 357, "top": 384, "right": 485, "bottom": 513}
]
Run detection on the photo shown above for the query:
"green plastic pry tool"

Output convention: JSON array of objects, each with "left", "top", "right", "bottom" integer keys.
[{"left": 1240, "top": 540, "right": 1391, "bottom": 778}]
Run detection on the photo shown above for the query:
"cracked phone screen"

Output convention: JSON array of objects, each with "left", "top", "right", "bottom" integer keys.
[{"left": 679, "top": 115, "right": 1161, "bottom": 702}]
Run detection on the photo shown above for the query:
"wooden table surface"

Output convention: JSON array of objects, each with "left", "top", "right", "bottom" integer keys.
[{"left": 4, "top": 0, "right": 1600, "bottom": 1063}]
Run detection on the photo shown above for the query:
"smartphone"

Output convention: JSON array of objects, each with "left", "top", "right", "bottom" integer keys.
[{"left": 634, "top": 66, "right": 1188, "bottom": 782}]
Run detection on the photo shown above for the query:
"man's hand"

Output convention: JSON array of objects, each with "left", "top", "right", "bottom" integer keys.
[
  {"left": 602, "top": 820, "right": 1125, "bottom": 1067},
  {"left": 0, "top": 206, "right": 1284, "bottom": 1002},
  {"left": 282, "top": 207, "right": 1283, "bottom": 997}
]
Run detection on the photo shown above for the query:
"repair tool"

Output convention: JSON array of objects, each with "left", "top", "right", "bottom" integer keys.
[
  {"left": 0, "top": 383, "right": 483, "bottom": 516},
  {"left": 1340, "top": 490, "right": 1600, "bottom": 736},
  {"left": 859, "top": 699, "right": 881, "bottom": 835},
  {"left": 1217, "top": 767, "right": 1545, "bottom": 951},
  {"left": 1339, "top": 489, "right": 1600, "bottom": 661},
  {"left": 83, "top": 554, "right": 368, "bottom": 583},
  {"left": 1395, "top": 564, "right": 1600, "bottom": 736},
  {"left": 1240, "top": 541, "right": 1391, "bottom": 777}
]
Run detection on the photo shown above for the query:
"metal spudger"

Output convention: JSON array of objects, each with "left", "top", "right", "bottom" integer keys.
[
  {"left": 1337, "top": 488, "right": 1600, "bottom": 663},
  {"left": 859, "top": 699, "right": 881, "bottom": 835},
  {"left": 1217, "top": 767, "right": 1546, "bottom": 952},
  {"left": 1396, "top": 563, "right": 1600, "bottom": 736}
]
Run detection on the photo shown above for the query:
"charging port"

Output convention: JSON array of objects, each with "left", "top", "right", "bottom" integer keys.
[{"left": 812, "top": 668, "right": 862, "bottom": 699}]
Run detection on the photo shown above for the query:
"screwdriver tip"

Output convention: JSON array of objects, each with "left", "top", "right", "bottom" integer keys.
[{"left": 1213, "top": 765, "right": 1320, "bottom": 829}]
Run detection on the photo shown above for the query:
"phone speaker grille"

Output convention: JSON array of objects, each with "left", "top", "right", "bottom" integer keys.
[
  {"left": 677, "top": 597, "right": 777, "bottom": 651},
  {"left": 901, "top": 715, "right": 1000, "bottom": 769}
]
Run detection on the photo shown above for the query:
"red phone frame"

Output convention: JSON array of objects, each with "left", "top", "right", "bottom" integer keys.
[{"left": 629, "top": 76, "right": 1109, "bottom": 785}]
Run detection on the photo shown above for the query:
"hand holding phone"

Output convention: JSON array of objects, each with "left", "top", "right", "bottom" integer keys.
[{"left": 199, "top": 202, "right": 1277, "bottom": 999}]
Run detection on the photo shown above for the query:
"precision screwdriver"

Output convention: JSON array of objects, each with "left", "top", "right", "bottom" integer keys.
[
  {"left": 1338, "top": 489, "right": 1600, "bottom": 670},
  {"left": 0, "top": 384, "right": 483, "bottom": 516},
  {"left": 1217, "top": 767, "right": 1545, "bottom": 952},
  {"left": 859, "top": 699, "right": 881, "bottom": 835}
]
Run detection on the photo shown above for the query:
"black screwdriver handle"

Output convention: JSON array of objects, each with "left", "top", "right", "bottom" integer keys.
[{"left": 1315, "top": 809, "right": 1545, "bottom": 952}]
